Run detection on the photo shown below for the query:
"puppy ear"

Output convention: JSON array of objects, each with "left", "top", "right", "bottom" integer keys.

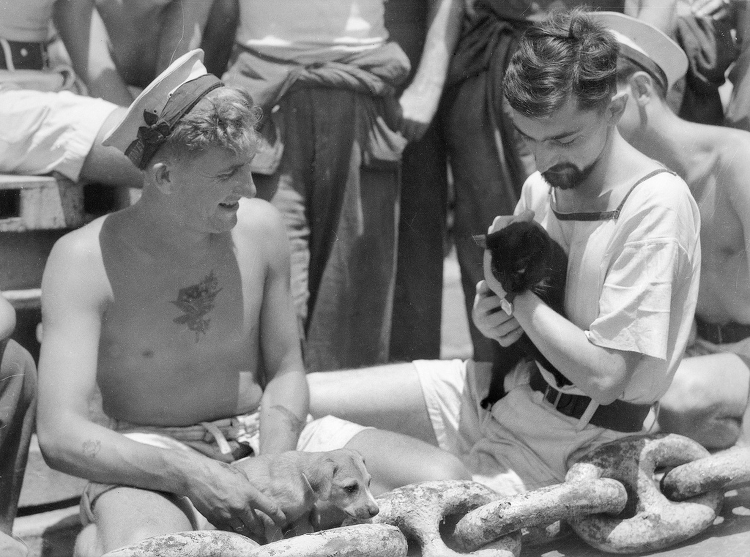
[{"left": 309, "top": 459, "right": 336, "bottom": 501}]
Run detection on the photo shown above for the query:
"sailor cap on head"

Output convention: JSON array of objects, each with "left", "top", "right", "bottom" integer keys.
[
  {"left": 589, "top": 11, "right": 688, "bottom": 92},
  {"left": 103, "top": 49, "right": 224, "bottom": 169}
]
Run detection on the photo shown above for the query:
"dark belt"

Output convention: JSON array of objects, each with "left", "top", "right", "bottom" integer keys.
[
  {"left": 529, "top": 369, "right": 651, "bottom": 433},
  {"left": 695, "top": 315, "right": 750, "bottom": 345},
  {"left": 0, "top": 39, "right": 48, "bottom": 70}
]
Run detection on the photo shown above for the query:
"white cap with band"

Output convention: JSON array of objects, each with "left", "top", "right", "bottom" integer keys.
[
  {"left": 590, "top": 11, "right": 688, "bottom": 91},
  {"left": 103, "top": 49, "right": 224, "bottom": 169}
]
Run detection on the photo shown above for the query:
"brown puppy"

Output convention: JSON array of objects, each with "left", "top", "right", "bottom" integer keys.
[{"left": 233, "top": 448, "right": 379, "bottom": 542}]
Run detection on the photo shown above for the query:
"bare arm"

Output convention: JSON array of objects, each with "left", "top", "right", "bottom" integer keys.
[
  {"left": 36, "top": 229, "right": 283, "bottom": 535},
  {"left": 399, "top": 0, "right": 464, "bottom": 142},
  {"left": 255, "top": 207, "right": 309, "bottom": 455},
  {"left": 53, "top": 0, "right": 133, "bottom": 105},
  {"left": 625, "top": 0, "right": 678, "bottom": 35},
  {"left": 726, "top": 138, "right": 750, "bottom": 287},
  {"left": 0, "top": 293, "right": 15, "bottom": 342}
]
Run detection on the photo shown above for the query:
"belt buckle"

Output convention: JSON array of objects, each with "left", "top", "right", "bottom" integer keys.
[{"left": 543, "top": 383, "right": 563, "bottom": 409}]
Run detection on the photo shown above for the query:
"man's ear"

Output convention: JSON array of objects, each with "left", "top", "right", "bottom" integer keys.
[
  {"left": 151, "top": 162, "right": 174, "bottom": 195},
  {"left": 628, "top": 71, "right": 654, "bottom": 106},
  {"left": 608, "top": 90, "right": 628, "bottom": 124}
]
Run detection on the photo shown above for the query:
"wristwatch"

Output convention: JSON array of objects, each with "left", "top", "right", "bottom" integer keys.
[{"left": 500, "top": 293, "right": 516, "bottom": 316}]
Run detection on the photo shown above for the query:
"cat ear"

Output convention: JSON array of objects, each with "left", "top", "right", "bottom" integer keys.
[{"left": 472, "top": 234, "right": 488, "bottom": 249}]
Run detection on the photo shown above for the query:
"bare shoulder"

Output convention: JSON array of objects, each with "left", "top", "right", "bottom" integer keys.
[
  {"left": 716, "top": 128, "right": 750, "bottom": 169},
  {"left": 233, "top": 198, "right": 290, "bottom": 271},
  {"left": 714, "top": 128, "right": 750, "bottom": 198},
  {"left": 234, "top": 198, "right": 287, "bottom": 243},
  {"left": 42, "top": 216, "right": 111, "bottom": 306}
]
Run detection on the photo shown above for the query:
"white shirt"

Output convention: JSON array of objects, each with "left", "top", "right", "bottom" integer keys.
[
  {"left": 515, "top": 170, "right": 701, "bottom": 403},
  {"left": 236, "top": 0, "right": 388, "bottom": 64}
]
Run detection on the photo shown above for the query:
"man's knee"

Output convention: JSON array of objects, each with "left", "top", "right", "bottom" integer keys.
[
  {"left": 78, "top": 487, "right": 196, "bottom": 555},
  {"left": 416, "top": 452, "right": 471, "bottom": 483},
  {"left": 659, "top": 363, "right": 744, "bottom": 448},
  {"left": 74, "top": 524, "right": 103, "bottom": 557}
]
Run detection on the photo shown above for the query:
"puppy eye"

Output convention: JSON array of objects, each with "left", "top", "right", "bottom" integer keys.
[{"left": 344, "top": 484, "right": 359, "bottom": 494}]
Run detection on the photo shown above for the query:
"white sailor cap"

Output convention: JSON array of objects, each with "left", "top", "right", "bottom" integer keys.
[
  {"left": 103, "top": 49, "right": 224, "bottom": 168},
  {"left": 590, "top": 11, "right": 688, "bottom": 91}
]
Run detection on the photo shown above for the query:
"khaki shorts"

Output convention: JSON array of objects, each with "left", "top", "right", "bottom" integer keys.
[
  {"left": 80, "top": 413, "right": 370, "bottom": 527},
  {"left": 0, "top": 86, "right": 117, "bottom": 181},
  {"left": 414, "top": 359, "right": 631, "bottom": 495}
]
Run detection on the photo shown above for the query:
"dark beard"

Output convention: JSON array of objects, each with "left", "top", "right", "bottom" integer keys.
[{"left": 541, "top": 162, "right": 595, "bottom": 190}]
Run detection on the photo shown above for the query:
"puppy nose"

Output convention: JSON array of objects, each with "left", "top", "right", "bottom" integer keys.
[{"left": 367, "top": 504, "right": 379, "bottom": 518}]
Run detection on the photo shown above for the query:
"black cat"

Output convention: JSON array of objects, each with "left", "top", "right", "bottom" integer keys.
[{"left": 473, "top": 220, "right": 570, "bottom": 409}]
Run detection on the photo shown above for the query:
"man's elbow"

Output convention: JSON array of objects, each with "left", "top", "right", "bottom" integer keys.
[
  {"left": 36, "top": 418, "right": 76, "bottom": 473},
  {"left": 587, "top": 373, "right": 628, "bottom": 406}
]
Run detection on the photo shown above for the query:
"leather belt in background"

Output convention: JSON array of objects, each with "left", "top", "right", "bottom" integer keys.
[
  {"left": 529, "top": 369, "right": 651, "bottom": 433},
  {"left": 0, "top": 38, "right": 48, "bottom": 70},
  {"left": 695, "top": 315, "right": 750, "bottom": 345}
]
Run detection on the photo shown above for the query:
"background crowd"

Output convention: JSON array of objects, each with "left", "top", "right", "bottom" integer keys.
[{"left": 1, "top": 0, "right": 750, "bottom": 555}]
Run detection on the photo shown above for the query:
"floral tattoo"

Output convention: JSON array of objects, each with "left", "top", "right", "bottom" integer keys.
[{"left": 171, "top": 271, "right": 223, "bottom": 341}]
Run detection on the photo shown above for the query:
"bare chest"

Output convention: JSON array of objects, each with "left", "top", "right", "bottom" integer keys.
[{"left": 98, "top": 242, "right": 265, "bottom": 380}]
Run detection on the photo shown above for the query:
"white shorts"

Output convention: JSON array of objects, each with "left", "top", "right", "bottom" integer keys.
[
  {"left": 414, "top": 359, "right": 630, "bottom": 495},
  {"left": 0, "top": 87, "right": 118, "bottom": 181},
  {"left": 80, "top": 414, "right": 370, "bottom": 527}
]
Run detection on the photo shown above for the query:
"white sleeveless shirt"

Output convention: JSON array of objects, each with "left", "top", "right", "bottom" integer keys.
[
  {"left": 0, "top": 0, "right": 55, "bottom": 41},
  {"left": 236, "top": 0, "right": 388, "bottom": 63}
]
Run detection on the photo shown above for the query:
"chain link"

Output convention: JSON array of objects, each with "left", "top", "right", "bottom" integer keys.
[
  {"left": 448, "top": 478, "right": 627, "bottom": 552},
  {"left": 565, "top": 434, "right": 724, "bottom": 554},
  {"left": 661, "top": 446, "right": 750, "bottom": 500}
]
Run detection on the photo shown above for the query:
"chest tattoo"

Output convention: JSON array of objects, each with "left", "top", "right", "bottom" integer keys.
[{"left": 171, "top": 271, "right": 223, "bottom": 341}]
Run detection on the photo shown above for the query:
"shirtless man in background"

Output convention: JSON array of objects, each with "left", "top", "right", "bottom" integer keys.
[
  {"left": 593, "top": 12, "right": 750, "bottom": 449},
  {"left": 36, "top": 50, "right": 466, "bottom": 556},
  {"left": 93, "top": 0, "right": 216, "bottom": 89}
]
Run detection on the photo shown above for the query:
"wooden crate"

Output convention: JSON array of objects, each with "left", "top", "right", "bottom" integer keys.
[{"left": 0, "top": 174, "right": 85, "bottom": 232}]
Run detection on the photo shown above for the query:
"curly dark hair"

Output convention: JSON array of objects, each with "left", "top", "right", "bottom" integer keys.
[
  {"left": 159, "top": 86, "right": 261, "bottom": 161},
  {"left": 503, "top": 8, "right": 619, "bottom": 117}
]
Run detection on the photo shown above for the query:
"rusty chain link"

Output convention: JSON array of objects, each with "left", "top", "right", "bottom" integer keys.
[
  {"left": 565, "top": 434, "right": 724, "bottom": 553},
  {"left": 447, "top": 478, "right": 627, "bottom": 552},
  {"left": 103, "top": 433, "right": 750, "bottom": 557},
  {"left": 661, "top": 446, "right": 750, "bottom": 500}
]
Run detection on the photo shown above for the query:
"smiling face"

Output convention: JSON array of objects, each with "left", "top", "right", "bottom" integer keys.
[
  {"left": 165, "top": 145, "right": 256, "bottom": 233},
  {"left": 512, "top": 95, "right": 615, "bottom": 191}
]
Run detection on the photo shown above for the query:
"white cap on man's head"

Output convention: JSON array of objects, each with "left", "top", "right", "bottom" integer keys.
[
  {"left": 103, "top": 48, "right": 224, "bottom": 168},
  {"left": 589, "top": 11, "right": 688, "bottom": 92}
]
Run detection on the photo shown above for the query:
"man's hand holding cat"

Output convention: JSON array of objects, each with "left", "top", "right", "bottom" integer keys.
[{"left": 473, "top": 281, "right": 525, "bottom": 347}]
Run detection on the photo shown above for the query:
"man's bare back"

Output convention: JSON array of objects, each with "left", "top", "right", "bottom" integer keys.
[{"left": 93, "top": 199, "right": 273, "bottom": 426}]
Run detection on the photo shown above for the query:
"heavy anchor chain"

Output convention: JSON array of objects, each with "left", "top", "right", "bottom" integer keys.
[
  {"left": 661, "top": 445, "right": 750, "bottom": 500},
  {"left": 103, "top": 434, "right": 748, "bottom": 557},
  {"left": 566, "top": 434, "right": 724, "bottom": 554},
  {"left": 447, "top": 477, "right": 628, "bottom": 552}
]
